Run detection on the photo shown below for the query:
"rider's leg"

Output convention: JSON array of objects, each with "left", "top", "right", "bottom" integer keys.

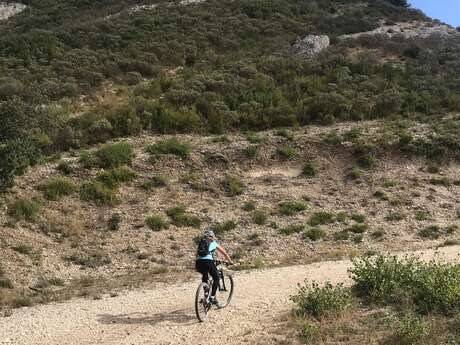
[
  {"left": 195, "top": 260, "right": 209, "bottom": 284},
  {"left": 208, "top": 262, "right": 220, "bottom": 297}
]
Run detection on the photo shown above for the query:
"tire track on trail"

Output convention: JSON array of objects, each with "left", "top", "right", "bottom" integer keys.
[{"left": 1, "top": 246, "right": 459, "bottom": 345}]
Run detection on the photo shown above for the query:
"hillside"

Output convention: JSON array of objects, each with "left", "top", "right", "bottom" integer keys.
[
  {"left": 0, "top": 0, "right": 459, "bottom": 320},
  {"left": 1, "top": 120, "right": 459, "bottom": 309},
  {"left": 1, "top": 0, "right": 459, "bottom": 188}
]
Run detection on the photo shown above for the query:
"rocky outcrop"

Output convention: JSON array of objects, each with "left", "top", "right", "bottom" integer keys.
[
  {"left": 179, "top": 0, "right": 206, "bottom": 5},
  {"left": 340, "top": 21, "right": 459, "bottom": 40},
  {"left": 0, "top": 2, "right": 26, "bottom": 21},
  {"left": 291, "top": 35, "right": 330, "bottom": 57}
]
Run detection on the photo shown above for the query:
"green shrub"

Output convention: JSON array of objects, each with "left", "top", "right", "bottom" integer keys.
[
  {"left": 335, "top": 212, "right": 348, "bottom": 222},
  {"left": 418, "top": 225, "right": 441, "bottom": 239},
  {"left": 351, "top": 213, "right": 366, "bottom": 223},
  {"left": 107, "top": 213, "right": 121, "bottom": 231},
  {"left": 302, "top": 162, "right": 317, "bottom": 177},
  {"left": 242, "top": 201, "right": 256, "bottom": 212},
  {"left": 347, "top": 223, "right": 368, "bottom": 234},
  {"left": 374, "top": 190, "right": 388, "bottom": 200},
  {"left": 146, "top": 214, "right": 169, "bottom": 231},
  {"left": 334, "top": 230, "right": 350, "bottom": 241},
  {"left": 385, "top": 211, "right": 405, "bottom": 221},
  {"left": 211, "top": 220, "right": 237, "bottom": 235},
  {"left": 96, "top": 142, "right": 134, "bottom": 168},
  {"left": 80, "top": 180, "right": 119, "bottom": 206},
  {"left": 349, "top": 255, "right": 460, "bottom": 314},
  {"left": 246, "top": 132, "right": 264, "bottom": 143},
  {"left": 356, "top": 150, "right": 377, "bottom": 169},
  {"left": 279, "top": 224, "right": 305, "bottom": 235},
  {"left": 277, "top": 144, "right": 296, "bottom": 160},
  {"left": 166, "top": 205, "right": 201, "bottom": 228},
  {"left": 430, "top": 177, "right": 451, "bottom": 187},
  {"left": 371, "top": 230, "right": 385, "bottom": 239},
  {"left": 393, "top": 314, "right": 430, "bottom": 345},
  {"left": 0, "top": 277, "right": 14, "bottom": 289},
  {"left": 96, "top": 166, "right": 136, "bottom": 189},
  {"left": 278, "top": 201, "right": 307, "bottom": 216},
  {"left": 309, "top": 212, "right": 335, "bottom": 226},
  {"left": 64, "top": 251, "right": 112, "bottom": 268},
  {"left": 292, "top": 281, "right": 351, "bottom": 320},
  {"left": 303, "top": 227, "right": 326, "bottom": 241},
  {"left": 79, "top": 150, "right": 98, "bottom": 169},
  {"left": 146, "top": 138, "right": 191, "bottom": 159},
  {"left": 56, "top": 160, "right": 73, "bottom": 175},
  {"left": 426, "top": 165, "right": 440, "bottom": 174},
  {"left": 382, "top": 179, "right": 397, "bottom": 188},
  {"left": 223, "top": 176, "right": 244, "bottom": 197},
  {"left": 150, "top": 175, "right": 169, "bottom": 187},
  {"left": 324, "top": 131, "right": 343, "bottom": 145},
  {"left": 415, "top": 211, "right": 430, "bottom": 221},
  {"left": 349, "top": 167, "right": 362, "bottom": 180},
  {"left": 252, "top": 210, "right": 267, "bottom": 225},
  {"left": 211, "top": 135, "right": 231, "bottom": 144},
  {"left": 38, "top": 176, "right": 76, "bottom": 200},
  {"left": 12, "top": 244, "right": 33, "bottom": 255},
  {"left": 7, "top": 199, "right": 41, "bottom": 221},
  {"left": 245, "top": 145, "right": 259, "bottom": 159},
  {"left": 446, "top": 224, "right": 458, "bottom": 235},
  {"left": 12, "top": 295, "right": 32, "bottom": 308},
  {"left": 275, "top": 128, "right": 294, "bottom": 140}
]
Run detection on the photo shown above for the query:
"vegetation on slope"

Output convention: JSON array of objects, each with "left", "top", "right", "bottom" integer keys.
[
  {"left": 291, "top": 255, "right": 460, "bottom": 344},
  {"left": 2, "top": 0, "right": 460, "bottom": 189}
]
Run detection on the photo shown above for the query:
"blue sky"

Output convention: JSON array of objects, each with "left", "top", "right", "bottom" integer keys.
[{"left": 410, "top": 0, "right": 460, "bottom": 27}]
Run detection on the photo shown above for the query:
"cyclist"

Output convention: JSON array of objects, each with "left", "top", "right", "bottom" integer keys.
[{"left": 195, "top": 229, "right": 233, "bottom": 305}]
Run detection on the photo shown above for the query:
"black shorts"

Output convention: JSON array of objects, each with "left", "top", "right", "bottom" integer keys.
[{"left": 195, "top": 259, "right": 219, "bottom": 283}]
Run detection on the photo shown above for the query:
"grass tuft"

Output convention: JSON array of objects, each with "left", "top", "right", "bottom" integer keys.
[
  {"left": 292, "top": 281, "right": 351, "bottom": 320},
  {"left": 146, "top": 138, "right": 191, "bottom": 158},
  {"left": 96, "top": 142, "right": 134, "bottom": 168},
  {"left": 166, "top": 205, "right": 201, "bottom": 228},
  {"left": 146, "top": 214, "right": 169, "bottom": 231},
  {"left": 222, "top": 175, "right": 244, "bottom": 197},
  {"left": 309, "top": 212, "right": 335, "bottom": 226},
  {"left": 7, "top": 199, "right": 41, "bottom": 221},
  {"left": 80, "top": 181, "right": 120, "bottom": 206},
  {"left": 278, "top": 200, "right": 307, "bottom": 216},
  {"left": 38, "top": 176, "right": 77, "bottom": 200}
]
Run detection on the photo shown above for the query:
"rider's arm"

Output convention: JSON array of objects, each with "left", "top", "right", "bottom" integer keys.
[{"left": 216, "top": 245, "right": 233, "bottom": 263}]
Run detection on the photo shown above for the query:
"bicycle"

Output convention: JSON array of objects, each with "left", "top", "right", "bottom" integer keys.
[{"left": 194, "top": 260, "right": 234, "bottom": 322}]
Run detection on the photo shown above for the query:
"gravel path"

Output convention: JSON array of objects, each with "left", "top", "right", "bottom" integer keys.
[{"left": 1, "top": 246, "right": 459, "bottom": 345}]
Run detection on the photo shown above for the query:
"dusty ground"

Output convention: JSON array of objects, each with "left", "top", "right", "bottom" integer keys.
[
  {"left": 0, "top": 246, "right": 459, "bottom": 345},
  {"left": 0, "top": 121, "right": 459, "bottom": 302}
]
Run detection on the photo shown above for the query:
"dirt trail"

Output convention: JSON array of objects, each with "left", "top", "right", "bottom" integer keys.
[{"left": 1, "top": 246, "right": 459, "bottom": 345}]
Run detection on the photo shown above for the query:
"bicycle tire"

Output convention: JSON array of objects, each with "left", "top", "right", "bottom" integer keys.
[
  {"left": 195, "top": 282, "right": 210, "bottom": 322},
  {"left": 217, "top": 274, "right": 234, "bottom": 309}
]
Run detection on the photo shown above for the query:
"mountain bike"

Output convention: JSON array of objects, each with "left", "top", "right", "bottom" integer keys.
[{"left": 194, "top": 260, "right": 234, "bottom": 322}]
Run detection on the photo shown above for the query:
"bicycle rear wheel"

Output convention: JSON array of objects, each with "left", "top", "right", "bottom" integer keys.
[
  {"left": 195, "top": 282, "right": 210, "bottom": 322},
  {"left": 217, "top": 274, "right": 234, "bottom": 309}
]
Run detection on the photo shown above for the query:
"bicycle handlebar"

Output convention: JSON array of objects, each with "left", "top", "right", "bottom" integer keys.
[{"left": 214, "top": 260, "right": 233, "bottom": 266}]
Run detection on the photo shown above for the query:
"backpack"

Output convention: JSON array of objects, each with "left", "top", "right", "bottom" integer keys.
[{"left": 197, "top": 238, "right": 210, "bottom": 257}]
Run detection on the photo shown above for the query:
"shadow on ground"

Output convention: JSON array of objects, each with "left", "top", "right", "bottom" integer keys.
[{"left": 97, "top": 309, "right": 196, "bottom": 326}]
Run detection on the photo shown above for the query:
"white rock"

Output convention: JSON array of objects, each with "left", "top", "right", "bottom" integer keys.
[
  {"left": 0, "top": 2, "right": 26, "bottom": 21},
  {"left": 339, "top": 21, "right": 459, "bottom": 40},
  {"left": 291, "top": 35, "right": 330, "bottom": 57}
]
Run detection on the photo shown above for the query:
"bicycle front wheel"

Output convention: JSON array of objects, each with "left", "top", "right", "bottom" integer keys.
[
  {"left": 218, "top": 274, "right": 234, "bottom": 309},
  {"left": 195, "top": 282, "right": 210, "bottom": 322}
]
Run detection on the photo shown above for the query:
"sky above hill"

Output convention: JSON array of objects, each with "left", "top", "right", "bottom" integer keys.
[{"left": 410, "top": 0, "right": 460, "bottom": 27}]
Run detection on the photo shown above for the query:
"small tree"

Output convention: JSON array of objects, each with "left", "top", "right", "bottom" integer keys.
[{"left": 385, "top": 0, "right": 410, "bottom": 7}]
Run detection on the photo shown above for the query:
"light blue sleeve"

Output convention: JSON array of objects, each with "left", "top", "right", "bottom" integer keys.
[{"left": 209, "top": 241, "right": 218, "bottom": 252}]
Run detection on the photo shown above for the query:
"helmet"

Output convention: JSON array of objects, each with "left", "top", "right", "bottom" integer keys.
[{"left": 203, "top": 229, "right": 215, "bottom": 238}]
